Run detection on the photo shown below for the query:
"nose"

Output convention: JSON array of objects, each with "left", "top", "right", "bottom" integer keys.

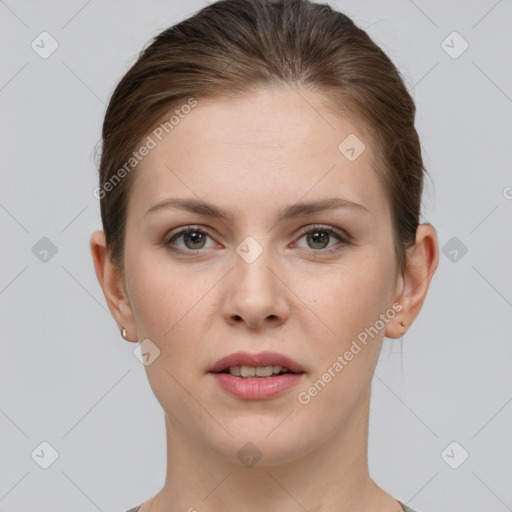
[{"left": 221, "top": 243, "right": 290, "bottom": 330}]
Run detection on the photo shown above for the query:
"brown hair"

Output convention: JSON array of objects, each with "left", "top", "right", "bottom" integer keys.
[{"left": 97, "top": 0, "right": 428, "bottom": 275}]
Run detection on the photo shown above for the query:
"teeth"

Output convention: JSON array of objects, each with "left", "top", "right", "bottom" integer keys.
[
  {"left": 228, "top": 365, "right": 286, "bottom": 377},
  {"left": 229, "top": 366, "right": 241, "bottom": 376}
]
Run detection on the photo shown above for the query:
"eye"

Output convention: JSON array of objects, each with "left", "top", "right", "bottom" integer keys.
[
  {"left": 164, "top": 226, "right": 216, "bottom": 255},
  {"left": 164, "top": 224, "right": 351, "bottom": 257},
  {"left": 294, "top": 225, "right": 350, "bottom": 254}
]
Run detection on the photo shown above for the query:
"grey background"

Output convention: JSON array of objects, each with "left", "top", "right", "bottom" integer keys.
[{"left": 1, "top": 0, "right": 511, "bottom": 511}]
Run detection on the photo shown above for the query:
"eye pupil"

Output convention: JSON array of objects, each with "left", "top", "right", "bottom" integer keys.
[
  {"left": 185, "top": 231, "right": 206, "bottom": 249},
  {"left": 308, "top": 231, "right": 329, "bottom": 249}
]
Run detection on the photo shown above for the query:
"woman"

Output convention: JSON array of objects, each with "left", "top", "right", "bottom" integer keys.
[{"left": 90, "top": 0, "right": 439, "bottom": 510}]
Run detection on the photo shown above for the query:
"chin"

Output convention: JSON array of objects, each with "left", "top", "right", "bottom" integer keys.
[{"left": 205, "top": 423, "right": 312, "bottom": 468}]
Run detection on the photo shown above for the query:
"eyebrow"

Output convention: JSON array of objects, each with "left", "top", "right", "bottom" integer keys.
[{"left": 145, "top": 196, "right": 369, "bottom": 222}]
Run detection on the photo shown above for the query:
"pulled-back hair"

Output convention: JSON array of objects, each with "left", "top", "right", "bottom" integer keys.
[{"left": 97, "top": 0, "right": 427, "bottom": 274}]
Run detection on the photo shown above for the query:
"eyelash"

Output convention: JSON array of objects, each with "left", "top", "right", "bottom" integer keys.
[{"left": 164, "top": 224, "right": 351, "bottom": 257}]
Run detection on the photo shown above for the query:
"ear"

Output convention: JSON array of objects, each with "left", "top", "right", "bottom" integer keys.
[
  {"left": 385, "top": 223, "right": 439, "bottom": 339},
  {"left": 90, "top": 230, "right": 138, "bottom": 342}
]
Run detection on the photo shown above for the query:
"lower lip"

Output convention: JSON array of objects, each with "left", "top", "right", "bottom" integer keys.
[{"left": 210, "top": 372, "right": 305, "bottom": 400}]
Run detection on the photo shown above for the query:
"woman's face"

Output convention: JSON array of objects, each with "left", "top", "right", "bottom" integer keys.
[{"left": 121, "top": 87, "right": 403, "bottom": 464}]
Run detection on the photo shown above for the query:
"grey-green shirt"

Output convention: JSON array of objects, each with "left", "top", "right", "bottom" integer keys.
[{"left": 125, "top": 500, "right": 418, "bottom": 511}]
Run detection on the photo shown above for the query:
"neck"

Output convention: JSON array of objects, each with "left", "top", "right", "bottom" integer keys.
[{"left": 143, "top": 392, "right": 401, "bottom": 512}]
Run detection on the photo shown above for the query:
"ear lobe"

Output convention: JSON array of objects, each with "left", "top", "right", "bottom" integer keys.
[
  {"left": 385, "top": 224, "right": 439, "bottom": 339},
  {"left": 90, "top": 230, "right": 137, "bottom": 339}
]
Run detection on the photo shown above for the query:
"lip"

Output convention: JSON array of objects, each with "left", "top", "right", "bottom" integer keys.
[
  {"left": 208, "top": 351, "right": 305, "bottom": 401},
  {"left": 209, "top": 351, "right": 305, "bottom": 374},
  {"left": 211, "top": 372, "right": 304, "bottom": 400}
]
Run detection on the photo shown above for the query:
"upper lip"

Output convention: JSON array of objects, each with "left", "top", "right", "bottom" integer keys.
[{"left": 209, "top": 351, "right": 305, "bottom": 374}]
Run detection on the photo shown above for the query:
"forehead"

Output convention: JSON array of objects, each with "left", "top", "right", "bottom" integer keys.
[{"left": 129, "top": 87, "right": 389, "bottom": 219}]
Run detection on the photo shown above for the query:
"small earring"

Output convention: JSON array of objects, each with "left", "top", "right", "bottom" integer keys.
[
  {"left": 121, "top": 328, "right": 127, "bottom": 339},
  {"left": 400, "top": 321, "right": 406, "bottom": 327}
]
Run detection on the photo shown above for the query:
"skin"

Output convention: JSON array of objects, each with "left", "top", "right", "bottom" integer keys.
[{"left": 91, "top": 86, "right": 438, "bottom": 512}]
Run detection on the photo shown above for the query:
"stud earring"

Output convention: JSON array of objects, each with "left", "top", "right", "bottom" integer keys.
[
  {"left": 121, "top": 328, "right": 127, "bottom": 339},
  {"left": 400, "top": 321, "right": 406, "bottom": 327}
]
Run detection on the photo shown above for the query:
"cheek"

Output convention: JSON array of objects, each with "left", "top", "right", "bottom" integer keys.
[
  {"left": 125, "top": 248, "right": 217, "bottom": 352},
  {"left": 124, "top": 246, "right": 173, "bottom": 336},
  {"left": 294, "top": 259, "right": 395, "bottom": 405},
  {"left": 295, "top": 254, "right": 395, "bottom": 410},
  {"left": 304, "top": 252, "right": 394, "bottom": 340},
  {"left": 125, "top": 253, "right": 212, "bottom": 401}
]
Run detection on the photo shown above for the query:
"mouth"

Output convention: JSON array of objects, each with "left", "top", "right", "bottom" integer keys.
[
  {"left": 208, "top": 351, "right": 305, "bottom": 400},
  {"left": 215, "top": 365, "right": 303, "bottom": 378},
  {"left": 208, "top": 350, "right": 305, "bottom": 376}
]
